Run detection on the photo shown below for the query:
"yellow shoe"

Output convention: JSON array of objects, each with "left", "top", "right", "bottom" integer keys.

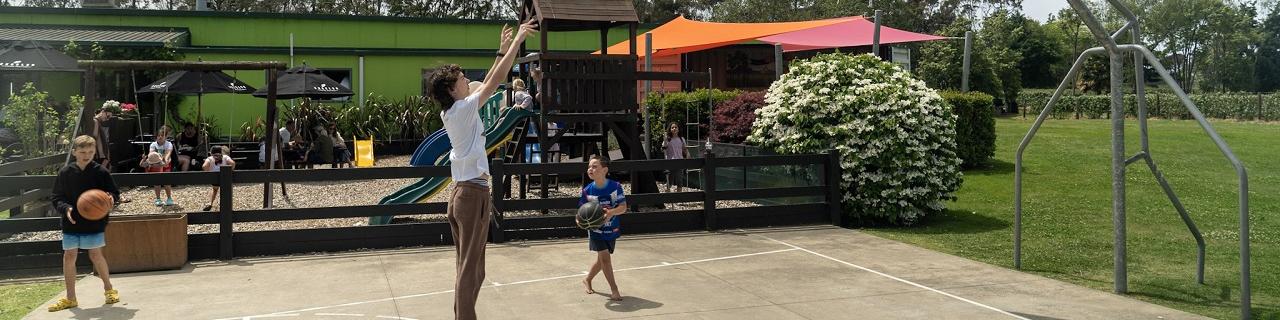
[
  {"left": 105, "top": 289, "right": 120, "bottom": 304},
  {"left": 47, "top": 298, "right": 77, "bottom": 312}
]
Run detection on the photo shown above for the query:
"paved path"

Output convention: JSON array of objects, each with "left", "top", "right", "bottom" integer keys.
[{"left": 28, "top": 226, "right": 1207, "bottom": 320}]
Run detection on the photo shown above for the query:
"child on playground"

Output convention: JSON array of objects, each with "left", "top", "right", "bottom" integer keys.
[
  {"left": 141, "top": 125, "right": 175, "bottom": 206},
  {"left": 577, "top": 154, "right": 628, "bottom": 301},
  {"left": 48, "top": 135, "right": 121, "bottom": 312},
  {"left": 202, "top": 146, "right": 235, "bottom": 212}
]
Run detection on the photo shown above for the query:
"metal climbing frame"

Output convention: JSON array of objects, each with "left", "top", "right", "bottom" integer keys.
[{"left": 1013, "top": 1, "right": 1251, "bottom": 319}]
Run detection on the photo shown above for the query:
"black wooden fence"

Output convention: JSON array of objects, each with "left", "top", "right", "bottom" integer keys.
[
  {"left": 0, "top": 151, "right": 842, "bottom": 271},
  {"left": 0, "top": 153, "right": 66, "bottom": 218}
]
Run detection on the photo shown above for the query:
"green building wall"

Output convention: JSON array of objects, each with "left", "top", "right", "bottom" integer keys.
[{"left": 0, "top": 7, "right": 652, "bottom": 138}]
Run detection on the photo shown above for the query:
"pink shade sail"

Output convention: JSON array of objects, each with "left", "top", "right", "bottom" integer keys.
[{"left": 757, "top": 17, "right": 948, "bottom": 52}]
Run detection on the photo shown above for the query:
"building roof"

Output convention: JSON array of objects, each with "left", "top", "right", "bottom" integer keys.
[
  {"left": 0, "top": 24, "right": 189, "bottom": 47},
  {"left": 530, "top": 0, "right": 638, "bottom": 31}
]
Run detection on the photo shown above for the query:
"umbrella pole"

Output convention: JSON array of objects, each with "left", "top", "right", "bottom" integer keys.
[{"left": 198, "top": 93, "right": 204, "bottom": 153}]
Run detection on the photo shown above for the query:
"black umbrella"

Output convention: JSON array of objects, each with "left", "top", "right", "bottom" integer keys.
[
  {"left": 252, "top": 65, "right": 353, "bottom": 99},
  {"left": 0, "top": 40, "right": 81, "bottom": 72},
  {"left": 138, "top": 70, "right": 255, "bottom": 142}
]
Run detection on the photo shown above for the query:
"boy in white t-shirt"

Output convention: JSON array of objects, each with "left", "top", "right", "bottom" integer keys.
[{"left": 425, "top": 20, "right": 536, "bottom": 320}]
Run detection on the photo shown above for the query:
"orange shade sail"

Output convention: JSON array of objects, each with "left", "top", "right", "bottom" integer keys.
[{"left": 597, "top": 16, "right": 857, "bottom": 57}]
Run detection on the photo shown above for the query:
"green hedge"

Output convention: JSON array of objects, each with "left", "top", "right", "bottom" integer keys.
[
  {"left": 1017, "top": 89, "right": 1280, "bottom": 121},
  {"left": 642, "top": 89, "right": 740, "bottom": 155},
  {"left": 941, "top": 91, "right": 996, "bottom": 168}
]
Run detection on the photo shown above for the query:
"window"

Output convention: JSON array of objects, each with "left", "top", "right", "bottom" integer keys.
[{"left": 316, "top": 68, "right": 352, "bottom": 102}]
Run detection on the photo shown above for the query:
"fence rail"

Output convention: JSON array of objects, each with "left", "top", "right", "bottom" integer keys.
[
  {"left": 0, "top": 153, "right": 67, "bottom": 216},
  {"left": 0, "top": 151, "right": 842, "bottom": 271}
]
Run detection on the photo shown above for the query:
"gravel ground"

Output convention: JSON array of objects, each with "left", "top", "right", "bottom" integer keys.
[{"left": 3, "top": 156, "right": 759, "bottom": 242}]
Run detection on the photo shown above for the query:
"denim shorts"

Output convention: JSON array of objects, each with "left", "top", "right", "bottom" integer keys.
[{"left": 62, "top": 232, "right": 106, "bottom": 250}]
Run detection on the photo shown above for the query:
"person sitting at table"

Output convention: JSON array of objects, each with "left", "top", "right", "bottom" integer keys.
[
  {"left": 306, "top": 124, "right": 335, "bottom": 168},
  {"left": 279, "top": 120, "right": 307, "bottom": 168},
  {"left": 176, "top": 122, "right": 205, "bottom": 172}
]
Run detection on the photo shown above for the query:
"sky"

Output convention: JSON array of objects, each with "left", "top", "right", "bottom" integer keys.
[
  {"left": 1020, "top": 0, "right": 1275, "bottom": 23},
  {"left": 1021, "top": 0, "right": 1070, "bottom": 22}
]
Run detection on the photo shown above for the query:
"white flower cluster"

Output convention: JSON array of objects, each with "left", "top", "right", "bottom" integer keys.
[
  {"left": 748, "top": 53, "right": 962, "bottom": 225},
  {"left": 101, "top": 100, "right": 120, "bottom": 110}
]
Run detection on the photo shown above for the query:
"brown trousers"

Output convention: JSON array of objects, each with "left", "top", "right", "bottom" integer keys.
[{"left": 447, "top": 182, "right": 491, "bottom": 320}]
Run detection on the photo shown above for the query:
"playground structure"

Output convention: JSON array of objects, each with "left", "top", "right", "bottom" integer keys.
[
  {"left": 1014, "top": 0, "right": 1251, "bottom": 318},
  {"left": 375, "top": 0, "right": 707, "bottom": 223}
]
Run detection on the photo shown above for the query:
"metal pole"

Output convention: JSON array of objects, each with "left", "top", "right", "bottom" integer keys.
[
  {"left": 962, "top": 31, "right": 972, "bottom": 92},
  {"left": 774, "top": 44, "right": 784, "bottom": 80},
  {"left": 358, "top": 55, "right": 365, "bottom": 110},
  {"left": 643, "top": 33, "right": 653, "bottom": 158},
  {"left": 872, "top": 10, "right": 882, "bottom": 59},
  {"left": 1108, "top": 45, "right": 1128, "bottom": 295}
]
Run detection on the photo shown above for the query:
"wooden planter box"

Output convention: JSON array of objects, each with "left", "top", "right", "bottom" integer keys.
[{"left": 102, "top": 214, "right": 188, "bottom": 273}]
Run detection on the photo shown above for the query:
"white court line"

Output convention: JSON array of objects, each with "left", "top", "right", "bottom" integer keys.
[
  {"left": 375, "top": 316, "right": 419, "bottom": 320},
  {"left": 242, "top": 314, "right": 298, "bottom": 319},
  {"left": 314, "top": 313, "right": 365, "bottom": 317},
  {"left": 751, "top": 233, "right": 1031, "bottom": 320},
  {"left": 216, "top": 248, "right": 797, "bottom": 320}
]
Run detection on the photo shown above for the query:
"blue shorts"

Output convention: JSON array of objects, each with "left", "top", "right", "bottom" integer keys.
[
  {"left": 62, "top": 232, "right": 106, "bottom": 250},
  {"left": 589, "top": 238, "right": 615, "bottom": 254}
]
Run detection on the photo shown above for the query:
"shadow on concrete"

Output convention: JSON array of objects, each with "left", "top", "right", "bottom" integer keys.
[{"left": 603, "top": 295, "right": 663, "bottom": 313}]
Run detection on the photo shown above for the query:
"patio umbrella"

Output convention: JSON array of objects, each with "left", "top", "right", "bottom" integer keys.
[
  {"left": 138, "top": 70, "right": 255, "bottom": 143},
  {"left": 0, "top": 40, "right": 80, "bottom": 72},
  {"left": 251, "top": 65, "right": 353, "bottom": 99}
]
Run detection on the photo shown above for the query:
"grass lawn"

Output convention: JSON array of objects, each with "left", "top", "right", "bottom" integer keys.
[
  {"left": 0, "top": 281, "right": 61, "bottom": 320},
  {"left": 864, "top": 117, "right": 1278, "bottom": 320}
]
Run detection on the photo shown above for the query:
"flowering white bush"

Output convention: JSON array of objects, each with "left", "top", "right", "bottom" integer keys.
[{"left": 748, "top": 53, "right": 962, "bottom": 225}]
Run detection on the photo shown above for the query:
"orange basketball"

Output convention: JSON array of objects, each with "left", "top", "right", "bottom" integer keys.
[{"left": 76, "top": 189, "right": 113, "bottom": 221}]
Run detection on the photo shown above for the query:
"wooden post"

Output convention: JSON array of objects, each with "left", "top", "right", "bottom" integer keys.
[
  {"left": 218, "top": 165, "right": 234, "bottom": 259},
  {"left": 489, "top": 159, "right": 506, "bottom": 243},
  {"left": 262, "top": 68, "right": 278, "bottom": 208},
  {"left": 827, "top": 149, "right": 844, "bottom": 227},
  {"left": 702, "top": 151, "right": 716, "bottom": 231}
]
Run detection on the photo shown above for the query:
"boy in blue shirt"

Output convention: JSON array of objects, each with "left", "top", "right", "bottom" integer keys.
[{"left": 577, "top": 155, "right": 628, "bottom": 301}]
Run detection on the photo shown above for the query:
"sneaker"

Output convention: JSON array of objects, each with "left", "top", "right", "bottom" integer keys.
[
  {"left": 165, "top": 198, "right": 175, "bottom": 206},
  {"left": 105, "top": 289, "right": 120, "bottom": 304},
  {"left": 153, "top": 198, "right": 163, "bottom": 206},
  {"left": 47, "top": 298, "right": 77, "bottom": 312}
]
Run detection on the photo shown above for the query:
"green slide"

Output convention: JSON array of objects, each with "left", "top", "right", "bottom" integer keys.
[{"left": 371, "top": 105, "right": 534, "bottom": 225}]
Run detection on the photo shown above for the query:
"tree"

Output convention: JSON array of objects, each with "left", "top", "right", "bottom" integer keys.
[
  {"left": 916, "top": 18, "right": 1000, "bottom": 97},
  {"left": 1014, "top": 16, "right": 1066, "bottom": 89},
  {"left": 1258, "top": 7, "right": 1280, "bottom": 92},
  {"left": 633, "top": 0, "right": 718, "bottom": 23}
]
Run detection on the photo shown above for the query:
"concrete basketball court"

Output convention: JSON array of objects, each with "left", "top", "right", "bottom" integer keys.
[{"left": 28, "top": 226, "right": 1207, "bottom": 320}]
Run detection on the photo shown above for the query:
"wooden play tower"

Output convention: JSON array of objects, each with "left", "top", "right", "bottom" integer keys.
[{"left": 504, "top": 0, "right": 705, "bottom": 201}]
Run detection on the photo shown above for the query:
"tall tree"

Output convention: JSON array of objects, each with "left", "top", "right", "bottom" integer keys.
[
  {"left": 915, "top": 18, "right": 1001, "bottom": 97},
  {"left": 1258, "top": 6, "right": 1280, "bottom": 92}
]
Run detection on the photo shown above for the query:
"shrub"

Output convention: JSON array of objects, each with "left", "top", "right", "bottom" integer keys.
[
  {"left": 710, "top": 91, "right": 766, "bottom": 144},
  {"left": 0, "top": 83, "right": 77, "bottom": 158},
  {"left": 940, "top": 91, "right": 996, "bottom": 168},
  {"left": 748, "top": 53, "right": 963, "bottom": 225},
  {"left": 1017, "top": 89, "right": 1280, "bottom": 121}
]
